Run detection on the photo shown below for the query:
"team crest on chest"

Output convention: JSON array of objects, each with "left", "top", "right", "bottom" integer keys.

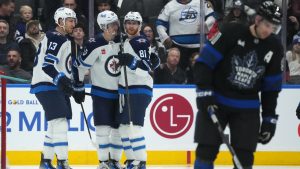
[
  {"left": 105, "top": 55, "right": 121, "bottom": 77},
  {"left": 228, "top": 51, "right": 265, "bottom": 89},
  {"left": 179, "top": 7, "right": 198, "bottom": 23}
]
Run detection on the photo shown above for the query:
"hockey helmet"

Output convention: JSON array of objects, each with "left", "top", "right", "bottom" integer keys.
[
  {"left": 54, "top": 7, "right": 77, "bottom": 25},
  {"left": 257, "top": 1, "right": 282, "bottom": 25},
  {"left": 124, "top": 11, "right": 143, "bottom": 31},
  {"left": 233, "top": 0, "right": 243, "bottom": 10},
  {"left": 97, "top": 10, "right": 119, "bottom": 30}
]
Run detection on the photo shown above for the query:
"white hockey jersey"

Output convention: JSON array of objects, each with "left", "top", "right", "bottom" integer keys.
[
  {"left": 156, "top": 0, "right": 215, "bottom": 48},
  {"left": 30, "top": 30, "right": 72, "bottom": 93},
  {"left": 76, "top": 36, "right": 121, "bottom": 99},
  {"left": 118, "top": 35, "right": 154, "bottom": 97}
]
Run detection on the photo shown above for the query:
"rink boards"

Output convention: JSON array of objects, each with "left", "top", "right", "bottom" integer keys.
[{"left": 2, "top": 84, "right": 300, "bottom": 165}]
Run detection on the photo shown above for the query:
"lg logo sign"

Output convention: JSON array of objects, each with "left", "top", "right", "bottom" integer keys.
[{"left": 150, "top": 94, "right": 194, "bottom": 139}]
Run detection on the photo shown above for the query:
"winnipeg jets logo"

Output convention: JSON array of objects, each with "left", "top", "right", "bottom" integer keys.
[
  {"left": 237, "top": 39, "right": 245, "bottom": 47},
  {"left": 179, "top": 7, "right": 198, "bottom": 23},
  {"left": 136, "top": 38, "right": 146, "bottom": 43},
  {"left": 228, "top": 51, "right": 265, "bottom": 89},
  {"left": 105, "top": 55, "right": 121, "bottom": 77}
]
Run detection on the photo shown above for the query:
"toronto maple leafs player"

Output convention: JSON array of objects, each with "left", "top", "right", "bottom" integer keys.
[
  {"left": 73, "top": 10, "right": 123, "bottom": 169},
  {"left": 193, "top": 1, "right": 283, "bottom": 169},
  {"left": 30, "top": 7, "right": 77, "bottom": 169},
  {"left": 117, "top": 11, "right": 160, "bottom": 169},
  {"left": 156, "top": 0, "right": 216, "bottom": 70}
]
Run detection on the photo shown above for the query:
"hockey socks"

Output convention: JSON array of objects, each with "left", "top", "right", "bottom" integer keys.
[
  {"left": 194, "top": 158, "right": 213, "bottom": 169},
  {"left": 110, "top": 128, "right": 123, "bottom": 161},
  {"left": 96, "top": 125, "right": 111, "bottom": 161}
]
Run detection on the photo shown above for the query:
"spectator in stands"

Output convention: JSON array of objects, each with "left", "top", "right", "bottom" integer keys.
[
  {"left": 186, "top": 52, "right": 198, "bottom": 84},
  {"left": 15, "top": 5, "right": 33, "bottom": 43},
  {"left": 63, "top": 0, "right": 87, "bottom": 29},
  {"left": 0, "top": 48, "right": 32, "bottom": 83},
  {"left": 19, "top": 20, "right": 45, "bottom": 73},
  {"left": 286, "top": 33, "right": 300, "bottom": 84},
  {"left": 287, "top": 2, "right": 300, "bottom": 49},
  {"left": 154, "top": 47, "right": 186, "bottom": 84},
  {"left": 156, "top": 0, "right": 216, "bottom": 70},
  {"left": 0, "top": 0, "right": 15, "bottom": 41},
  {"left": 289, "top": 0, "right": 300, "bottom": 19},
  {"left": 0, "top": 0, "right": 14, "bottom": 22},
  {"left": 71, "top": 22, "right": 90, "bottom": 83},
  {"left": 223, "top": 0, "right": 249, "bottom": 26},
  {"left": 0, "top": 19, "right": 18, "bottom": 66},
  {"left": 142, "top": 23, "right": 166, "bottom": 63}
]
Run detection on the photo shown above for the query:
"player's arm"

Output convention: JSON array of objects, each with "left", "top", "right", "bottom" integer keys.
[
  {"left": 73, "top": 39, "right": 102, "bottom": 82},
  {"left": 129, "top": 37, "right": 154, "bottom": 71},
  {"left": 194, "top": 23, "right": 237, "bottom": 90},
  {"left": 156, "top": 4, "right": 170, "bottom": 44},
  {"left": 204, "top": 0, "right": 217, "bottom": 32},
  {"left": 259, "top": 42, "right": 283, "bottom": 144},
  {"left": 260, "top": 44, "right": 283, "bottom": 117},
  {"left": 41, "top": 36, "right": 73, "bottom": 95},
  {"left": 42, "top": 37, "right": 67, "bottom": 83}
]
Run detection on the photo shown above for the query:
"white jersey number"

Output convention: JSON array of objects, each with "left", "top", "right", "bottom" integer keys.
[{"left": 48, "top": 42, "right": 58, "bottom": 51}]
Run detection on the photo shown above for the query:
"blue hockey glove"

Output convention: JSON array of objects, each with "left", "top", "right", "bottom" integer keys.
[
  {"left": 196, "top": 89, "right": 217, "bottom": 113},
  {"left": 117, "top": 53, "right": 138, "bottom": 70},
  {"left": 296, "top": 102, "right": 300, "bottom": 119},
  {"left": 54, "top": 73, "right": 73, "bottom": 96},
  {"left": 72, "top": 82, "right": 85, "bottom": 104},
  {"left": 258, "top": 115, "right": 278, "bottom": 144}
]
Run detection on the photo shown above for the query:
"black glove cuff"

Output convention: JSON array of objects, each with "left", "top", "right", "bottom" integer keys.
[{"left": 262, "top": 115, "right": 278, "bottom": 124}]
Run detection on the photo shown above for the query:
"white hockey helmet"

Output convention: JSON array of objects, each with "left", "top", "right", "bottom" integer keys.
[
  {"left": 97, "top": 10, "right": 119, "bottom": 30},
  {"left": 124, "top": 11, "right": 143, "bottom": 30},
  {"left": 54, "top": 7, "right": 77, "bottom": 25}
]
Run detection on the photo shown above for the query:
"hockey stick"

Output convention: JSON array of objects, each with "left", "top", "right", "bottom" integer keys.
[
  {"left": 71, "top": 39, "right": 97, "bottom": 148},
  {"left": 80, "top": 103, "right": 97, "bottom": 147},
  {"left": 119, "top": 32, "right": 133, "bottom": 127},
  {"left": 207, "top": 106, "right": 243, "bottom": 169}
]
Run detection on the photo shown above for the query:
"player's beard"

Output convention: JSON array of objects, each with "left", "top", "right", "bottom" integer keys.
[{"left": 127, "top": 28, "right": 139, "bottom": 36}]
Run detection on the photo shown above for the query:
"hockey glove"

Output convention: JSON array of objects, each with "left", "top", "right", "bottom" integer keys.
[
  {"left": 196, "top": 89, "right": 217, "bottom": 114},
  {"left": 54, "top": 73, "right": 73, "bottom": 96},
  {"left": 258, "top": 115, "right": 278, "bottom": 144},
  {"left": 72, "top": 82, "right": 85, "bottom": 104},
  {"left": 117, "top": 53, "right": 138, "bottom": 70},
  {"left": 296, "top": 102, "right": 300, "bottom": 119}
]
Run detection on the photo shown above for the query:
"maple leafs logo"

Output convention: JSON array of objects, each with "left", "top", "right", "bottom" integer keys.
[{"left": 228, "top": 51, "right": 265, "bottom": 89}]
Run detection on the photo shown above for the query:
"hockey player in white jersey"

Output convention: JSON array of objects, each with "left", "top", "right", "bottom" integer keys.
[
  {"left": 117, "top": 11, "right": 160, "bottom": 169},
  {"left": 156, "top": 0, "right": 216, "bottom": 70},
  {"left": 30, "top": 7, "right": 77, "bottom": 169},
  {"left": 73, "top": 10, "right": 123, "bottom": 169}
]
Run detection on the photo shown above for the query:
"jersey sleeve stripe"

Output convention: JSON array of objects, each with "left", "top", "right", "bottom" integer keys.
[
  {"left": 45, "top": 54, "right": 59, "bottom": 63},
  {"left": 156, "top": 19, "right": 169, "bottom": 28},
  {"left": 261, "top": 73, "right": 282, "bottom": 91},
  {"left": 171, "top": 34, "right": 201, "bottom": 44},
  {"left": 196, "top": 43, "right": 223, "bottom": 69},
  {"left": 79, "top": 56, "right": 92, "bottom": 68}
]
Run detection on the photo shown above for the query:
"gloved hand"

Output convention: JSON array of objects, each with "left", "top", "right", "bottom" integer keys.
[
  {"left": 54, "top": 73, "right": 73, "bottom": 96},
  {"left": 196, "top": 89, "right": 216, "bottom": 113},
  {"left": 72, "top": 82, "right": 85, "bottom": 104},
  {"left": 117, "top": 53, "right": 138, "bottom": 70},
  {"left": 296, "top": 102, "right": 300, "bottom": 119},
  {"left": 258, "top": 115, "right": 278, "bottom": 144}
]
